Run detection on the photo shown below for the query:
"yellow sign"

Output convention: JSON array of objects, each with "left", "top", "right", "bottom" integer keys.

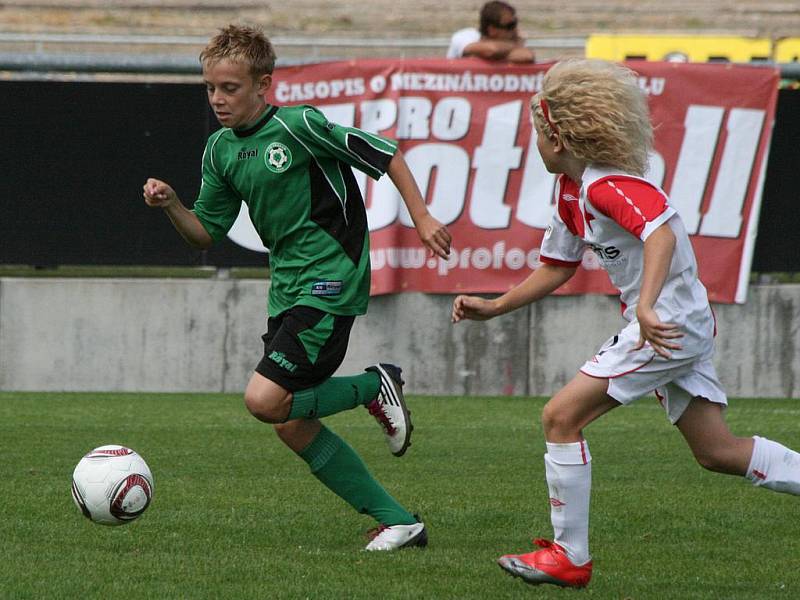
[
  {"left": 586, "top": 34, "right": 774, "bottom": 63},
  {"left": 775, "top": 38, "right": 800, "bottom": 63}
]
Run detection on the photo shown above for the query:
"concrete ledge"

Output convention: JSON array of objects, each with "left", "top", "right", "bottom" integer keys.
[{"left": 1, "top": 278, "right": 797, "bottom": 398}]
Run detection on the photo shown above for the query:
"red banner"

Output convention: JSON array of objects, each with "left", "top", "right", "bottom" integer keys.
[{"left": 254, "top": 59, "right": 777, "bottom": 303}]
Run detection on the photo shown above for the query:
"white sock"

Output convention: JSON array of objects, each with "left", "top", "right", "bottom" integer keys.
[
  {"left": 544, "top": 440, "right": 592, "bottom": 565},
  {"left": 746, "top": 436, "right": 800, "bottom": 495}
]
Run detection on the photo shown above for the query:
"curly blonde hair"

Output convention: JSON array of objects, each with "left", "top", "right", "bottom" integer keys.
[
  {"left": 200, "top": 24, "right": 276, "bottom": 78},
  {"left": 531, "top": 59, "right": 653, "bottom": 176}
]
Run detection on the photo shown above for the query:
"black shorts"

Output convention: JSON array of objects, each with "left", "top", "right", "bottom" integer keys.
[{"left": 255, "top": 305, "right": 355, "bottom": 392}]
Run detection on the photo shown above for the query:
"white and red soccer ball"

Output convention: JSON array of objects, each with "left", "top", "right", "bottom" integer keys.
[{"left": 71, "top": 445, "right": 154, "bottom": 526}]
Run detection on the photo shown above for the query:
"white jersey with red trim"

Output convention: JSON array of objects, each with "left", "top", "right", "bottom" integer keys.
[{"left": 540, "top": 165, "right": 715, "bottom": 358}]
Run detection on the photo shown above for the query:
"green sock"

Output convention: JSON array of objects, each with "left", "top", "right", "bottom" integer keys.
[
  {"left": 288, "top": 372, "right": 380, "bottom": 420},
  {"left": 299, "top": 425, "right": 415, "bottom": 526}
]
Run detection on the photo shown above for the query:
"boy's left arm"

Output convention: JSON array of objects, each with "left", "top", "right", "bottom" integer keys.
[
  {"left": 387, "top": 149, "right": 451, "bottom": 259},
  {"left": 295, "top": 107, "right": 451, "bottom": 258},
  {"left": 636, "top": 223, "right": 683, "bottom": 357}
]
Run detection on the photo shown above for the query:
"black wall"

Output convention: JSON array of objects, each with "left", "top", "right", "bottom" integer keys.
[
  {"left": 751, "top": 88, "right": 800, "bottom": 272},
  {"left": 1, "top": 81, "right": 797, "bottom": 271},
  {"left": 1, "top": 80, "right": 266, "bottom": 267}
]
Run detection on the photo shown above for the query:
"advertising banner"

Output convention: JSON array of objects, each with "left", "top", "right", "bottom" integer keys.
[{"left": 238, "top": 59, "right": 779, "bottom": 303}]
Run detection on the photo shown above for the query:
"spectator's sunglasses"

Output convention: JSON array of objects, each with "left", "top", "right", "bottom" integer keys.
[{"left": 494, "top": 18, "right": 518, "bottom": 30}]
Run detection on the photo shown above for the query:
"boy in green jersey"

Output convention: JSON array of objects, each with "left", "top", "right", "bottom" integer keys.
[{"left": 143, "top": 24, "right": 451, "bottom": 550}]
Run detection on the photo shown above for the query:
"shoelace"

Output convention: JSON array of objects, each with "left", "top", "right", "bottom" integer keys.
[
  {"left": 366, "top": 524, "right": 389, "bottom": 540},
  {"left": 531, "top": 538, "right": 592, "bottom": 584},
  {"left": 366, "top": 398, "right": 396, "bottom": 435},
  {"left": 532, "top": 538, "right": 565, "bottom": 554}
]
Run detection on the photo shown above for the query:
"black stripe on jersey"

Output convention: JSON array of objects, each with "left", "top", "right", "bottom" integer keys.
[
  {"left": 345, "top": 134, "right": 393, "bottom": 174},
  {"left": 233, "top": 105, "right": 279, "bottom": 138},
  {"left": 309, "top": 160, "right": 367, "bottom": 266}
]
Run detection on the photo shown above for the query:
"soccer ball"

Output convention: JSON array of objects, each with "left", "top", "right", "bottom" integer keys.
[{"left": 71, "top": 445, "right": 154, "bottom": 526}]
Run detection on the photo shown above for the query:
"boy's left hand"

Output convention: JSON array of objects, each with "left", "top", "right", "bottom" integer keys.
[
  {"left": 415, "top": 213, "right": 452, "bottom": 259},
  {"left": 634, "top": 306, "right": 683, "bottom": 358}
]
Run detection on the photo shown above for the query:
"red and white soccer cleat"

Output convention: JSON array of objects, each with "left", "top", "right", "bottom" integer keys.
[{"left": 497, "top": 539, "right": 592, "bottom": 588}]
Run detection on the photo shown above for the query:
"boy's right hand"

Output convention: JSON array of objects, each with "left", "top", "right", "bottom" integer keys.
[
  {"left": 143, "top": 178, "right": 178, "bottom": 208},
  {"left": 451, "top": 295, "right": 497, "bottom": 323}
]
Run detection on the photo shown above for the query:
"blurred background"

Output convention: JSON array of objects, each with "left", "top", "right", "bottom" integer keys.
[
  {"left": 1, "top": 1, "right": 798, "bottom": 396},
  {"left": 1, "top": 0, "right": 799, "bottom": 67}
]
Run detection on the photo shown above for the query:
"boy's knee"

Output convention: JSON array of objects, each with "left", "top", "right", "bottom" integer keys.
[
  {"left": 244, "top": 389, "right": 290, "bottom": 423},
  {"left": 541, "top": 402, "right": 578, "bottom": 438}
]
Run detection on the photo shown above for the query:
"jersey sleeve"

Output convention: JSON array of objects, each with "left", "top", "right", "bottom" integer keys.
[
  {"left": 587, "top": 176, "right": 676, "bottom": 241},
  {"left": 539, "top": 187, "right": 585, "bottom": 267},
  {"left": 192, "top": 134, "right": 242, "bottom": 242},
  {"left": 446, "top": 28, "right": 481, "bottom": 58},
  {"left": 293, "top": 106, "right": 398, "bottom": 180}
]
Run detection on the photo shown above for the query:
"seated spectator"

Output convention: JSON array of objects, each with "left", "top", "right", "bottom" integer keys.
[{"left": 446, "top": 1, "right": 535, "bottom": 63}]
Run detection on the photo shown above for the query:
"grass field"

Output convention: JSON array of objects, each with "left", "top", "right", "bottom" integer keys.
[{"left": 2, "top": 392, "right": 799, "bottom": 599}]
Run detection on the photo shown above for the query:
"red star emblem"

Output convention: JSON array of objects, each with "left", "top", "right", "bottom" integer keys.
[{"left": 584, "top": 210, "right": 596, "bottom": 232}]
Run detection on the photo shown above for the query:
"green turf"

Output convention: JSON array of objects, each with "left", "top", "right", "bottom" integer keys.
[{"left": 1, "top": 393, "right": 798, "bottom": 599}]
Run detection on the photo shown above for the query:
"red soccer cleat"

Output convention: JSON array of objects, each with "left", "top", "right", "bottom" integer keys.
[{"left": 497, "top": 538, "right": 592, "bottom": 588}]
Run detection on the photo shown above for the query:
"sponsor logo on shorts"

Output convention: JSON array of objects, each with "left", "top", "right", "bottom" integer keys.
[
  {"left": 269, "top": 351, "right": 298, "bottom": 373},
  {"left": 590, "top": 243, "right": 621, "bottom": 260},
  {"left": 265, "top": 142, "right": 292, "bottom": 173},
  {"left": 311, "top": 280, "right": 343, "bottom": 296},
  {"left": 548, "top": 497, "right": 566, "bottom": 507},
  {"left": 590, "top": 243, "right": 627, "bottom": 267}
]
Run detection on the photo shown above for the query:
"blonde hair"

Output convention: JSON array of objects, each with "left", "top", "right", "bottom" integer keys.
[
  {"left": 200, "top": 24, "right": 276, "bottom": 78},
  {"left": 532, "top": 59, "right": 653, "bottom": 176}
]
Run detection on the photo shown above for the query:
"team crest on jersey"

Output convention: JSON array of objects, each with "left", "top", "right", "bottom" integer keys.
[{"left": 264, "top": 142, "right": 292, "bottom": 173}]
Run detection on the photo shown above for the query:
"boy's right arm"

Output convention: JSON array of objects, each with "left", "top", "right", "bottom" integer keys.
[
  {"left": 386, "top": 150, "right": 451, "bottom": 259},
  {"left": 143, "top": 178, "right": 214, "bottom": 249},
  {"left": 451, "top": 263, "right": 576, "bottom": 323}
]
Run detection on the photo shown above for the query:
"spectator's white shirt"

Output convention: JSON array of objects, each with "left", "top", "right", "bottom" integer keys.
[{"left": 446, "top": 27, "right": 481, "bottom": 58}]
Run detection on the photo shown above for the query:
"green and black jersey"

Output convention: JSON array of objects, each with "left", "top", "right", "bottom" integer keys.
[{"left": 193, "top": 104, "right": 398, "bottom": 317}]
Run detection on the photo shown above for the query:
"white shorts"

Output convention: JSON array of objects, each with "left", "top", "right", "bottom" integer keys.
[{"left": 580, "top": 320, "right": 727, "bottom": 424}]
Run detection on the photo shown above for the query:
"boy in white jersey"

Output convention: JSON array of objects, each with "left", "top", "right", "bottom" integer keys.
[{"left": 452, "top": 58, "right": 800, "bottom": 588}]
